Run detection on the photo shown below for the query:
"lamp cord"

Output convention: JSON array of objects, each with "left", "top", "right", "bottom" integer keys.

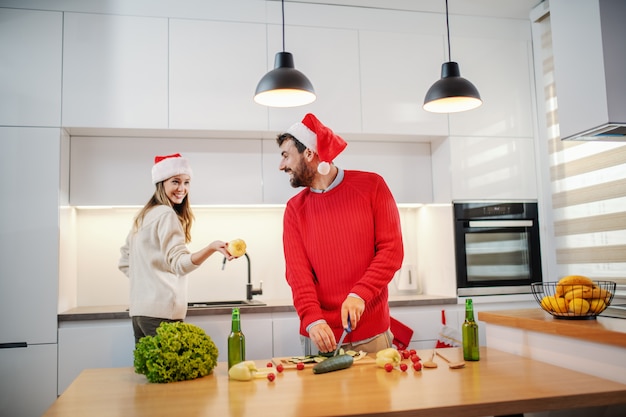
[
  {"left": 281, "top": 0, "right": 285, "bottom": 52},
  {"left": 445, "top": 0, "right": 451, "bottom": 62}
]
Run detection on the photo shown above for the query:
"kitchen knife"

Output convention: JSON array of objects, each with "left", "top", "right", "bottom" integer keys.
[{"left": 333, "top": 315, "right": 351, "bottom": 357}]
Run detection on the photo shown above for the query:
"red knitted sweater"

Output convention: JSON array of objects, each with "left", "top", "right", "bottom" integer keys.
[{"left": 282, "top": 170, "right": 404, "bottom": 343}]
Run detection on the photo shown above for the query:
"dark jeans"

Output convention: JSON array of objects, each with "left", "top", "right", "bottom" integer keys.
[{"left": 132, "top": 316, "right": 182, "bottom": 345}]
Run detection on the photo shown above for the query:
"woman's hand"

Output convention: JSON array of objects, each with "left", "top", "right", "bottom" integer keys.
[
  {"left": 191, "top": 240, "right": 233, "bottom": 265},
  {"left": 211, "top": 240, "right": 235, "bottom": 261}
]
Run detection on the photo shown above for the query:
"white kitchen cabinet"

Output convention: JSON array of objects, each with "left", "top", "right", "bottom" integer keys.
[
  {"left": 0, "top": 9, "right": 62, "bottom": 127},
  {"left": 0, "top": 127, "right": 60, "bottom": 416},
  {"left": 359, "top": 30, "right": 448, "bottom": 136},
  {"left": 62, "top": 13, "right": 168, "bottom": 129},
  {"left": 57, "top": 313, "right": 273, "bottom": 395},
  {"left": 272, "top": 314, "right": 303, "bottom": 358},
  {"left": 188, "top": 313, "right": 274, "bottom": 363},
  {"left": 265, "top": 24, "right": 362, "bottom": 134},
  {"left": 57, "top": 320, "right": 135, "bottom": 395},
  {"left": 1, "top": 128, "right": 60, "bottom": 344},
  {"left": 448, "top": 37, "right": 535, "bottom": 138},
  {"left": 0, "top": 344, "right": 57, "bottom": 417},
  {"left": 262, "top": 139, "right": 301, "bottom": 204},
  {"left": 169, "top": 19, "right": 268, "bottom": 131},
  {"left": 262, "top": 139, "right": 433, "bottom": 204},
  {"left": 72, "top": 135, "right": 429, "bottom": 206},
  {"left": 69, "top": 136, "right": 263, "bottom": 206},
  {"left": 335, "top": 141, "right": 433, "bottom": 204},
  {"left": 432, "top": 136, "right": 538, "bottom": 202}
]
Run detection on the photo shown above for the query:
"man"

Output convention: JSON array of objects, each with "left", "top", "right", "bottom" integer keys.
[{"left": 276, "top": 113, "right": 404, "bottom": 354}]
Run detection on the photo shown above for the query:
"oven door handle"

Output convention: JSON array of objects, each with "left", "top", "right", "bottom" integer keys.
[{"left": 468, "top": 220, "right": 534, "bottom": 228}]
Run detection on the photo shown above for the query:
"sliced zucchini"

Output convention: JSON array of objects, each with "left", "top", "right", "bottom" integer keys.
[
  {"left": 317, "top": 349, "right": 343, "bottom": 358},
  {"left": 312, "top": 354, "right": 354, "bottom": 374},
  {"left": 289, "top": 356, "right": 316, "bottom": 364}
]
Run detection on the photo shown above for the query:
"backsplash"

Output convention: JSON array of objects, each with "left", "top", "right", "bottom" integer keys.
[{"left": 58, "top": 205, "right": 456, "bottom": 312}]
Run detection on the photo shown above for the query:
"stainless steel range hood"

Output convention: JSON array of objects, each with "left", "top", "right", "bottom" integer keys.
[
  {"left": 550, "top": 0, "right": 626, "bottom": 142},
  {"left": 567, "top": 125, "right": 626, "bottom": 142}
]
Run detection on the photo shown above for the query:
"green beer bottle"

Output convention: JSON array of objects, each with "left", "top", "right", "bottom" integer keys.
[
  {"left": 462, "top": 299, "right": 480, "bottom": 361},
  {"left": 228, "top": 307, "right": 246, "bottom": 369}
]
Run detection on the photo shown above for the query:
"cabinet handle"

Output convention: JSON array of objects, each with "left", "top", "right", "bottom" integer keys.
[{"left": 0, "top": 342, "right": 28, "bottom": 349}]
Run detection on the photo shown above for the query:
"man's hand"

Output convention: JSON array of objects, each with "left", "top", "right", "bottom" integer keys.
[
  {"left": 308, "top": 322, "right": 337, "bottom": 353},
  {"left": 342, "top": 296, "right": 365, "bottom": 330}
]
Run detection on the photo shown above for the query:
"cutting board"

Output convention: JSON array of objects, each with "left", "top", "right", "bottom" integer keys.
[{"left": 272, "top": 353, "right": 376, "bottom": 369}]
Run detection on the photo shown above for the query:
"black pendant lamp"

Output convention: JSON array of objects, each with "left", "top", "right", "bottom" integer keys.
[
  {"left": 423, "top": 0, "right": 482, "bottom": 113},
  {"left": 254, "top": 0, "right": 316, "bottom": 107}
]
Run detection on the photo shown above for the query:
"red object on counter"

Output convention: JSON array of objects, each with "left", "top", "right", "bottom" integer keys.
[
  {"left": 436, "top": 310, "right": 461, "bottom": 348},
  {"left": 390, "top": 316, "right": 413, "bottom": 350}
]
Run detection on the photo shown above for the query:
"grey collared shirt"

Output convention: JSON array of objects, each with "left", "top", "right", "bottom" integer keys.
[{"left": 310, "top": 167, "right": 344, "bottom": 193}]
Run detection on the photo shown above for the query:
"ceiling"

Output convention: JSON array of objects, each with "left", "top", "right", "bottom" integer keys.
[{"left": 284, "top": 0, "right": 543, "bottom": 20}]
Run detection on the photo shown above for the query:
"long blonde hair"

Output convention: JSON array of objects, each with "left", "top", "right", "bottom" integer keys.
[{"left": 133, "top": 182, "right": 194, "bottom": 243}]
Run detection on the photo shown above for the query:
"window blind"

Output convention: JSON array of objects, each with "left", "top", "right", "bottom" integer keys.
[{"left": 539, "top": 13, "right": 626, "bottom": 294}]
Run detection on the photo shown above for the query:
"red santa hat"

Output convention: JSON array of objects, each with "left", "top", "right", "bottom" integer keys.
[
  {"left": 286, "top": 113, "right": 347, "bottom": 175},
  {"left": 151, "top": 153, "right": 193, "bottom": 184}
]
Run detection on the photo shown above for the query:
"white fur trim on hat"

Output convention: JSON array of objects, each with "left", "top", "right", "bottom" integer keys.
[
  {"left": 317, "top": 161, "right": 331, "bottom": 175},
  {"left": 151, "top": 154, "right": 193, "bottom": 184},
  {"left": 286, "top": 122, "right": 317, "bottom": 152}
]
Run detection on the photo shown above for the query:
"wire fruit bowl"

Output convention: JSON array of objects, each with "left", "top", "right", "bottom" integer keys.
[{"left": 531, "top": 281, "right": 616, "bottom": 320}]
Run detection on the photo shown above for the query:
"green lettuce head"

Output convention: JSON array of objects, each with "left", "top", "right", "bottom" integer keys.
[{"left": 133, "top": 321, "right": 219, "bottom": 383}]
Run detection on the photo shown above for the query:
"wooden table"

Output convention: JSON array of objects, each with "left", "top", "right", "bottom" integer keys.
[{"left": 43, "top": 347, "right": 626, "bottom": 417}]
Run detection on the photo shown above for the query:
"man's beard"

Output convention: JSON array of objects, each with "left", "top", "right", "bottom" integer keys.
[{"left": 289, "top": 157, "right": 317, "bottom": 188}]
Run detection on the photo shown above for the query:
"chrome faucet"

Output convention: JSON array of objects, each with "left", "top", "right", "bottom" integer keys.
[
  {"left": 244, "top": 253, "right": 263, "bottom": 301},
  {"left": 222, "top": 252, "right": 263, "bottom": 301}
]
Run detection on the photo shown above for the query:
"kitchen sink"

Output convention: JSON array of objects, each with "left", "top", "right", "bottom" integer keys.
[{"left": 187, "top": 300, "right": 266, "bottom": 309}]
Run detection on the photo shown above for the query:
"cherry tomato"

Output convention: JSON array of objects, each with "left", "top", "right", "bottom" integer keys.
[
  {"left": 410, "top": 354, "right": 420, "bottom": 363},
  {"left": 399, "top": 363, "right": 408, "bottom": 372},
  {"left": 384, "top": 363, "right": 394, "bottom": 372},
  {"left": 409, "top": 349, "right": 417, "bottom": 356},
  {"left": 296, "top": 362, "right": 305, "bottom": 371},
  {"left": 401, "top": 350, "right": 410, "bottom": 360},
  {"left": 413, "top": 361, "right": 422, "bottom": 371},
  {"left": 276, "top": 364, "right": 284, "bottom": 373},
  {"left": 266, "top": 362, "right": 274, "bottom": 368},
  {"left": 267, "top": 373, "right": 276, "bottom": 382}
]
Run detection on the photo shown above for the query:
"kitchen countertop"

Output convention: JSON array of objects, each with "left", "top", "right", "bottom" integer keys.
[
  {"left": 478, "top": 308, "right": 626, "bottom": 385},
  {"left": 42, "top": 347, "right": 626, "bottom": 417},
  {"left": 478, "top": 308, "right": 626, "bottom": 348},
  {"left": 58, "top": 294, "right": 457, "bottom": 321}
]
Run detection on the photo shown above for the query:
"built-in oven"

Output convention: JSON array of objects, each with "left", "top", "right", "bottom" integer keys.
[{"left": 453, "top": 201, "right": 542, "bottom": 296}]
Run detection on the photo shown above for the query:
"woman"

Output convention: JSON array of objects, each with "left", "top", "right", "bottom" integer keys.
[{"left": 119, "top": 153, "right": 234, "bottom": 344}]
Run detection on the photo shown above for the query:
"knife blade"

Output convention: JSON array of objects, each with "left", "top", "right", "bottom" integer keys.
[{"left": 333, "top": 315, "right": 352, "bottom": 357}]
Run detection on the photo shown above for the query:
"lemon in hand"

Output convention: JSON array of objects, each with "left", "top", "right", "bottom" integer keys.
[{"left": 228, "top": 239, "right": 247, "bottom": 257}]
